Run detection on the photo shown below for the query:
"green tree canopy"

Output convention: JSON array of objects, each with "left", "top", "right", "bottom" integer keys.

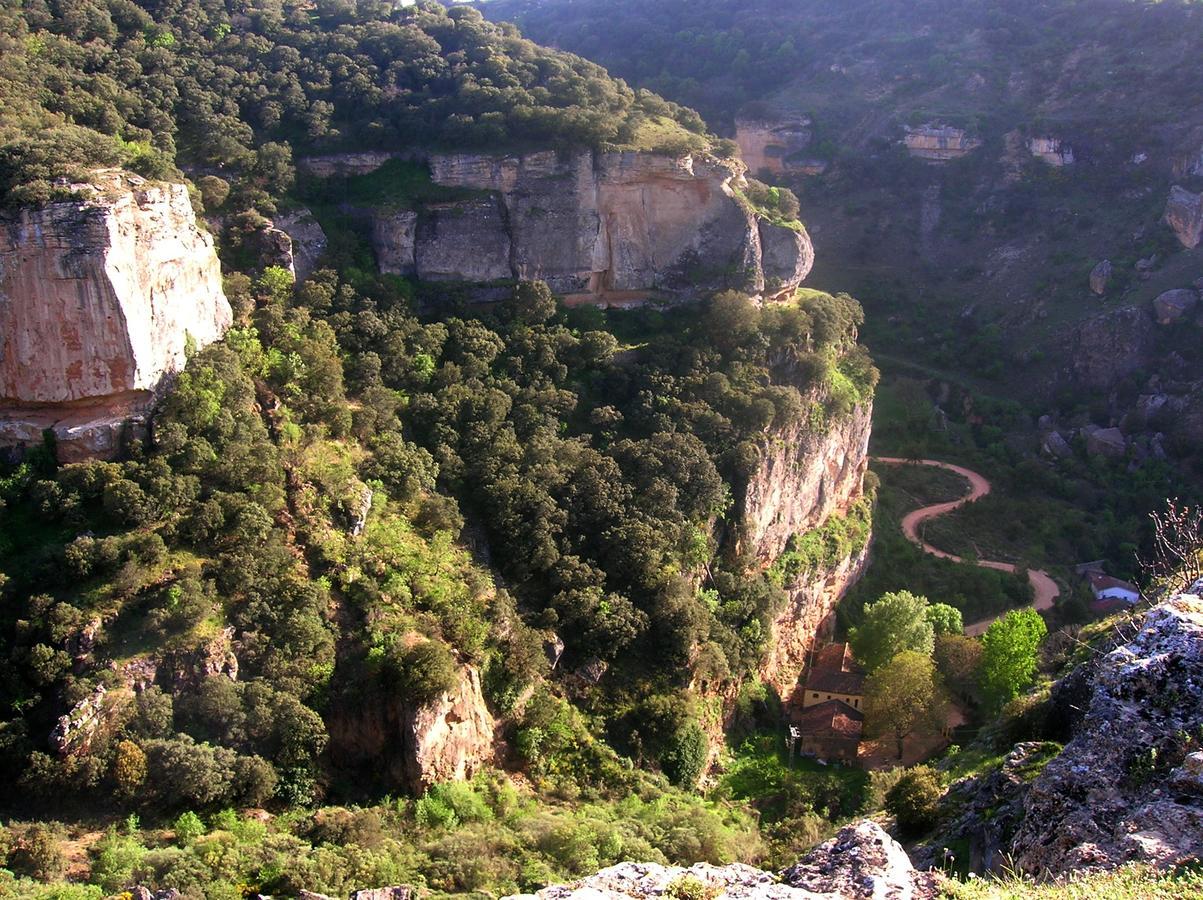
[
  {"left": 925, "top": 602, "right": 963, "bottom": 636},
  {"left": 863, "top": 650, "right": 947, "bottom": 760},
  {"left": 849, "top": 590, "right": 936, "bottom": 671},
  {"left": 980, "top": 608, "right": 1047, "bottom": 711}
]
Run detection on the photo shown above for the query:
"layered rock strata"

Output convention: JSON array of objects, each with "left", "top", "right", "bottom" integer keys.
[
  {"left": 0, "top": 170, "right": 231, "bottom": 460},
  {"left": 368, "top": 150, "right": 813, "bottom": 298},
  {"left": 903, "top": 125, "right": 982, "bottom": 161},
  {"left": 735, "top": 115, "right": 814, "bottom": 177}
]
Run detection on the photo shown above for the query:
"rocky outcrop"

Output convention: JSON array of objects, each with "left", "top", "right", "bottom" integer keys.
[
  {"left": 1164, "top": 185, "right": 1203, "bottom": 249},
  {"left": 167, "top": 627, "right": 239, "bottom": 692},
  {"left": 903, "top": 125, "right": 982, "bottom": 161},
  {"left": 1010, "top": 595, "right": 1203, "bottom": 876},
  {"left": 1089, "top": 259, "right": 1112, "bottom": 295},
  {"left": 404, "top": 663, "right": 494, "bottom": 791},
  {"left": 1068, "top": 305, "right": 1156, "bottom": 388},
  {"left": 0, "top": 170, "right": 231, "bottom": 460},
  {"left": 742, "top": 402, "right": 872, "bottom": 564},
  {"left": 371, "top": 150, "right": 813, "bottom": 298},
  {"left": 274, "top": 208, "right": 329, "bottom": 282},
  {"left": 1028, "top": 137, "right": 1074, "bottom": 166},
  {"left": 735, "top": 115, "right": 813, "bottom": 177},
  {"left": 415, "top": 196, "right": 512, "bottom": 282},
  {"left": 372, "top": 211, "right": 418, "bottom": 276},
  {"left": 509, "top": 821, "right": 936, "bottom": 900},
  {"left": 1152, "top": 288, "right": 1198, "bottom": 325},
  {"left": 299, "top": 152, "right": 403, "bottom": 179}
]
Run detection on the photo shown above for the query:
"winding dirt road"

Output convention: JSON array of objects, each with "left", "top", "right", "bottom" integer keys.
[{"left": 873, "top": 457, "right": 1060, "bottom": 636}]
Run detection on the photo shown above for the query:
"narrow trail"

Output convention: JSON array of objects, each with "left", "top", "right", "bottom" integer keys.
[{"left": 872, "top": 457, "right": 1060, "bottom": 637}]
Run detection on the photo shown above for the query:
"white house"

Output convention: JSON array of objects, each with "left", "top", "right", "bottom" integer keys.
[{"left": 1087, "top": 572, "right": 1140, "bottom": 605}]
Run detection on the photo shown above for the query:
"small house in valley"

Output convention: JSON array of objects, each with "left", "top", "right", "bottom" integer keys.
[
  {"left": 802, "top": 642, "right": 865, "bottom": 710},
  {"left": 789, "top": 642, "right": 867, "bottom": 765}
]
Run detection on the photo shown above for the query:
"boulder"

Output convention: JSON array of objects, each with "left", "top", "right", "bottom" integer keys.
[
  {"left": 1069, "top": 305, "right": 1156, "bottom": 389},
  {"left": 1152, "top": 288, "right": 1198, "bottom": 325},
  {"left": 1011, "top": 595, "right": 1203, "bottom": 876},
  {"left": 1164, "top": 185, "right": 1203, "bottom": 249},
  {"left": 1041, "top": 430, "right": 1073, "bottom": 459},
  {"left": 1088, "top": 259, "right": 1111, "bottom": 295},
  {"left": 1084, "top": 426, "right": 1127, "bottom": 459},
  {"left": 759, "top": 221, "right": 815, "bottom": 295},
  {"left": 350, "top": 889, "right": 415, "bottom": 900},
  {"left": 404, "top": 663, "right": 494, "bottom": 791}
]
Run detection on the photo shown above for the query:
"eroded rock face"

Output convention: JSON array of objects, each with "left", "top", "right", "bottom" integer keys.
[
  {"left": 743, "top": 402, "right": 872, "bottom": 564},
  {"left": 735, "top": 115, "right": 813, "bottom": 177},
  {"left": 1089, "top": 259, "right": 1112, "bottom": 295},
  {"left": 372, "top": 211, "right": 418, "bottom": 276},
  {"left": 405, "top": 663, "right": 494, "bottom": 791},
  {"left": 903, "top": 125, "right": 982, "bottom": 161},
  {"left": 1152, "top": 288, "right": 1198, "bottom": 325},
  {"left": 274, "top": 208, "right": 329, "bottom": 282},
  {"left": 1069, "top": 305, "right": 1156, "bottom": 388},
  {"left": 1164, "top": 185, "right": 1203, "bottom": 249},
  {"left": 0, "top": 170, "right": 230, "bottom": 459},
  {"left": 384, "top": 150, "right": 812, "bottom": 297},
  {"left": 763, "top": 543, "right": 870, "bottom": 698},
  {"left": 1010, "top": 595, "right": 1203, "bottom": 876},
  {"left": 1028, "top": 137, "right": 1074, "bottom": 166},
  {"left": 508, "top": 821, "right": 936, "bottom": 900}
]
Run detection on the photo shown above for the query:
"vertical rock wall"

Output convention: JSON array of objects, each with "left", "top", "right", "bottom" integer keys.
[{"left": 0, "top": 170, "right": 230, "bottom": 460}]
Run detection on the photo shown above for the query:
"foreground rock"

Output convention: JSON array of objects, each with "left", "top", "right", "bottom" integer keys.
[
  {"left": 1010, "top": 594, "right": 1203, "bottom": 875},
  {"left": 0, "top": 169, "right": 231, "bottom": 460},
  {"left": 509, "top": 821, "right": 936, "bottom": 900}
]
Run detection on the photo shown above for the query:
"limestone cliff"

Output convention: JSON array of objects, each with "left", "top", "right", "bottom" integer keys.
[
  {"left": 361, "top": 150, "right": 812, "bottom": 299},
  {"left": 903, "top": 125, "right": 982, "bottom": 161},
  {"left": 0, "top": 170, "right": 230, "bottom": 460},
  {"left": 734, "top": 115, "right": 815, "bottom": 177},
  {"left": 742, "top": 401, "right": 873, "bottom": 696},
  {"left": 404, "top": 663, "right": 494, "bottom": 790}
]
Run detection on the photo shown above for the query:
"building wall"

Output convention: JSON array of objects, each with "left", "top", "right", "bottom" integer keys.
[
  {"left": 798, "top": 735, "right": 860, "bottom": 765},
  {"left": 802, "top": 690, "right": 863, "bottom": 710}
]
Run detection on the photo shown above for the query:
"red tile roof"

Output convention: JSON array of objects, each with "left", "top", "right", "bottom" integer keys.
[
  {"left": 1087, "top": 572, "right": 1139, "bottom": 595},
  {"left": 805, "top": 643, "right": 866, "bottom": 695},
  {"left": 793, "top": 699, "right": 864, "bottom": 739}
]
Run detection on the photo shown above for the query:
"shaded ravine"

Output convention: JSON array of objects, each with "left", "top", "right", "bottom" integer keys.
[{"left": 873, "top": 457, "right": 1060, "bottom": 636}]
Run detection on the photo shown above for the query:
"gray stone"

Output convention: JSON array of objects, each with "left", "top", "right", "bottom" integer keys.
[
  {"left": 1089, "top": 259, "right": 1112, "bottom": 295},
  {"left": 1085, "top": 426, "right": 1127, "bottom": 459},
  {"left": 372, "top": 210, "right": 418, "bottom": 276},
  {"left": 415, "top": 197, "right": 512, "bottom": 282},
  {"left": 1152, "top": 288, "right": 1199, "bottom": 325},
  {"left": 1041, "top": 431, "right": 1073, "bottom": 459},
  {"left": 1164, "top": 185, "right": 1203, "bottom": 249},
  {"left": 351, "top": 889, "right": 415, "bottom": 900},
  {"left": 274, "top": 208, "right": 328, "bottom": 282}
]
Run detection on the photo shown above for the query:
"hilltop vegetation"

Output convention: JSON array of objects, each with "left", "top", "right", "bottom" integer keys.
[{"left": 0, "top": 0, "right": 709, "bottom": 204}]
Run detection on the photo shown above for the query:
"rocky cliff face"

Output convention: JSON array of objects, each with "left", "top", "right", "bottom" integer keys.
[
  {"left": 512, "top": 821, "right": 936, "bottom": 900},
  {"left": 743, "top": 403, "right": 872, "bottom": 565},
  {"left": 366, "top": 150, "right": 813, "bottom": 298},
  {"left": 735, "top": 116, "right": 814, "bottom": 177},
  {"left": 903, "top": 125, "right": 982, "bottom": 161},
  {"left": 0, "top": 170, "right": 230, "bottom": 460},
  {"left": 740, "top": 400, "right": 872, "bottom": 695},
  {"left": 405, "top": 663, "right": 494, "bottom": 791},
  {"left": 1010, "top": 594, "right": 1203, "bottom": 876}
]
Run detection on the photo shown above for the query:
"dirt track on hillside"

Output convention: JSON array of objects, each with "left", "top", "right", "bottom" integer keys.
[{"left": 873, "top": 457, "right": 1060, "bottom": 636}]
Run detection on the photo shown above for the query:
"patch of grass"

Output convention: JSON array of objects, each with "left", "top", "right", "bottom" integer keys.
[
  {"left": 939, "top": 862, "right": 1203, "bottom": 898},
  {"left": 300, "top": 158, "right": 486, "bottom": 211}
]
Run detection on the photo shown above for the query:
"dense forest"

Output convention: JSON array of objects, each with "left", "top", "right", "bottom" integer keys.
[{"left": 0, "top": 0, "right": 709, "bottom": 203}]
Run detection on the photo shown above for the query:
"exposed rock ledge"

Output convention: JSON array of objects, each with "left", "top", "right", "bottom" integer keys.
[
  {"left": 1011, "top": 594, "right": 1203, "bottom": 876},
  {"left": 508, "top": 821, "right": 937, "bottom": 900},
  {"left": 0, "top": 169, "right": 230, "bottom": 460},
  {"left": 309, "top": 150, "right": 814, "bottom": 299}
]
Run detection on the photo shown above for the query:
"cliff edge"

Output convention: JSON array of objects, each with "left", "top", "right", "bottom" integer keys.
[{"left": 0, "top": 170, "right": 230, "bottom": 460}]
